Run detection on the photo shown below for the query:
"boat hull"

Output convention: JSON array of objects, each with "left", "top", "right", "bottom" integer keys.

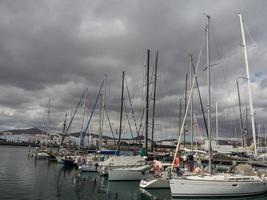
[
  {"left": 140, "top": 177, "right": 170, "bottom": 188},
  {"left": 37, "top": 152, "right": 49, "bottom": 159},
  {"left": 108, "top": 168, "right": 149, "bottom": 181},
  {"left": 56, "top": 156, "right": 63, "bottom": 163},
  {"left": 170, "top": 176, "right": 267, "bottom": 197},
  {"left": 79, "top": 164, "right": 97, "bottom": 172},
  {"left": 62, "top": 159, "right": 76, "bottom": 166}
]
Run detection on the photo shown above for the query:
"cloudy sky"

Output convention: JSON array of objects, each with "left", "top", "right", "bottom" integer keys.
[{"left": 0, "top": 0, "right": 266, "bottom": 141}]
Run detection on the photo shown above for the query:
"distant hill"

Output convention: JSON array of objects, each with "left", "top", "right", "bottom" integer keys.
[
  {"left": 0, "top": 127, "right": 45, "bottom": 135},
  {"left": 69, "top": 132, "right": 114, "bottom": 140},
  {"left": 0, "top": 127, "right": 146, "bottom": 141}
]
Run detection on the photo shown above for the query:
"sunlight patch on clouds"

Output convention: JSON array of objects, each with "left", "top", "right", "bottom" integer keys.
[
  {"left": 25, "top": 106, "right": 45, "bottom": 120},
  {"left": 79, "top": 18, "right": 127, "bottom": 38},
  {"left": 0, "top": 108, "right": 15, "bottom": 116}
]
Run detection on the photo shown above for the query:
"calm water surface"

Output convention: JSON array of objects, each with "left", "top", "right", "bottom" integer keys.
[{"left": 0, "top": 145, "right": 267, "bottom": 200}]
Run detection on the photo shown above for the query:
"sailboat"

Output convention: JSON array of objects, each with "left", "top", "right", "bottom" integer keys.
[
  {"left": 77, "top": 77, "right": 109, "bottom": 172},
  {"left": 170, "top": 14, "right": 267, "bottom": 197},
  {"left": 37, "top": 98, "right": 52, "bottom": 159},
  {"left": 106, "top": 53, "right": 152, "bottom": 181}
]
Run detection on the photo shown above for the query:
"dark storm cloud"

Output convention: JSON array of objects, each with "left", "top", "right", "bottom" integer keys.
[{"left": 0, "top": 0, "right": 266, "bottom": 140}]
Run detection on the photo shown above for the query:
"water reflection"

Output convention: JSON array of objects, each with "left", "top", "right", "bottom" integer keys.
[
  {"left": 170, "top": 194, "right": 267, "bottom": 200},
  {"left": 140, "top": 188, "right": 171, "bottom": 200},
  {"left": 1, "top": 146, "right": 266, "bottom": 200}
]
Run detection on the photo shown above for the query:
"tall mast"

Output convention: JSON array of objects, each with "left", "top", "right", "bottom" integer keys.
[
  {"left": 118, "top": 71, "right": 125, "bottom": 155},
  {"left": 79, "top": 90, "right": 87, "bottom": 147},
  {"left": 99, "top": 75, "right": 107, "bottom": 151},
  {"left": 98, "top": 94, "right": 103, "bottom": 151},
  {"left": 238, "top": 13, "right": 257, "bottom": 156},
  {"left": 171, "top": 27, "right": 206, "bottom": 170},
  {"left": 47, "top": 97, "right": 51, "bottom": 147},
  {"left": 206, "top": 15, "right": 212, "bottom": 174},
  {"left": 190, "top": 55, "right": 194, "bottom": 151},
  {"left": 264, "top": 125, "right": 266, "bottom": 156},
  {"left": 63, "top": 112, "right": 67, "bottom": 136},
  {"left": 151, "top": 50, "right": 158, "bottom": 152},
  {"left": 60, "top": 89, "right": 87, "bottom": 149},
  {"left": 178, "top": 99, "right": 182, "bottom": 136},
  {"left": 191, "top": 55, "right": 209, "bottom": 138},
  {"left": 184, "top": 73, "right": 188, "bottom": 148},
  {"left": 145, "top": 49, "right": 150, "bottom": 156},
  {"left": 216, "top": 101, "right": 218, "bottom": 145},
  {"left": 236, "top": 80, "right": 244, "bottom": 147}
]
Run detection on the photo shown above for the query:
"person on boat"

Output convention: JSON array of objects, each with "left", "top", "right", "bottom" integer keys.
[
  {"left": 193, "top": 166, "right": 201, "bottom": 175},
  {"left": 153, "top": 160, "right": 163, "bottom": 177},
  {"left": 187, "top": 154, "right": 194, "bottom": 172},
  {"left": 173, "top": 156, "right": 181, "bottom": 175}
]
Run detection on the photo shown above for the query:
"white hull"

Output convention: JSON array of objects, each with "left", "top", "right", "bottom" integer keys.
[
  {"left": 108, "top": 166, "right": 150, "bottom": 181},
  {"left": 79, "top": 164, "right": 97, "bottom": 172},
  {"left": 98, "top": 165, "right": 144, "bottom": 176},
  {"left": 56, "top": 156, "right": 63, "bottom": 163},
  {"left": 170, "top": 174, "right": 267, "bottom": 197},
  {"left": 37, "top": 152, "right": 49, "bottom": 158},
  {"left": 98, "top": 155, "right": 147, "bottom": 175},
  {"left": 140, "top": 177, "right": 169, "bottom": 189}
]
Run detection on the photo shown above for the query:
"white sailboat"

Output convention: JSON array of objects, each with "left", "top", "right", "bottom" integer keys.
[
  {"left": 170, "top": 14, "right": 267, "bottom": 198},
  {"left": 171, "top": 173, "right": 266, "bottom": 197},
  {"left": 108, "top": 165, "right": 151, "bottom": 181},
  {"left": 139, "top": 170, "right": 171, "bottom": 189},
  {"left": 102, "top": 54, "right": 152, "bottom": 181},
  {"left": 97, "top": 155, "right": 148, "bottom": 176}
]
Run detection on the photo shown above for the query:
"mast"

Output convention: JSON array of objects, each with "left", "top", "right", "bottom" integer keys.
[
  {"left": 98, "top": 75, "right": 106, "bottom": 151},
  {"left": 178, "top": 99, "right": 182, "bottom": 136},
  {"left": 145, "top": 49, "right": 150, "bottom": 156},
  {"left": 79, "top": 90, "right": 87, "bottom": 147},
  {"left": 236, "top": 80, "right": 244, "bottom": 147},
  {"left": 82, "top": 80, "right": 105, "bottom": 146},
  {"left": 47, "top": 97, "right": 51, "bottom": 147},
  {"left": 191, "top": 55, "right": 209, "bottom": 138},
  {"left": 245, "top": 106, "right": 248, "bottom": 147},
  {"left": 206, "top": 15, "right": 212, "bottom": 174},
  {"left": 184, "top": 73, "right": 188, "bottom": 148},
  {"left": 190, "top": 55, "right": 194, "bottom": 151},
  {"left": 98, "top": 94, "right": 103, "bottom": 151},
  {"left": 59, "top": 89, "right": 87, "bottom": 149},
  {"left": 118, "top": 71, "right": 125, "bottom": 155},
  {"left": 171, "top": 27, "right": 206, "bottom": 170},
  {"left": 215, "top": 101, "right": 218, "bottom": 145},
  {"left": 238, "top": 13, "right": 257, "bottom": 156},
  {"left": 63, "top": 112, "right": 67, "bottom": 136},
  {"left": 264, "top": 125, "right": 266, "bottom": 156},
  {"left": 151, "top": 50, "right": 158, "bottom": 152}
]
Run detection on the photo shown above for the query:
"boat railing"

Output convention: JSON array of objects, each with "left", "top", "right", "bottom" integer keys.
[{"left": 225, "top": 175, "right": 259, "bottom": 182}]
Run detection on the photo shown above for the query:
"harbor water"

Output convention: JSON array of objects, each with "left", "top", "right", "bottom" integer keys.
[{"left": 0, "top": 145, "right": 267, "bottom": 200}]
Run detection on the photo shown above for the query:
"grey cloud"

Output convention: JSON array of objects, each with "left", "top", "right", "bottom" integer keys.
[{"left": 0, "top": 0, "right": 266, "bottom": 141}]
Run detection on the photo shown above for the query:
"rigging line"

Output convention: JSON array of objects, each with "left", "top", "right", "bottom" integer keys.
[
  {"left": 137, "top": 52, "right": 156, "bottom": 137},
  {"left": 137, "top": 65, "right": 146, "bottom": 136},
  {"left": 244, "top": 22, "right": 257, "bottom": 45},
  {"left": 172, "top": 28, "right": 206, "bottom": 171},
  {"left": 123, "top": 99, "right": 135, "bottom": 143},
  {"left": 104, "top": 107, "right": 116, "bottom": 145},
  {"left": 191, "top": 55, "right": 209, "bottom": 138},
  {"left": 243, "top": 22, "right": 258, "bottom": 77},
  {"left": 81, "top": 79, "right": 105, "bottom": 146},
  {"left": 129, "top": 81, "right": 143, "bottom": 136},
  {"left": 79, "top": 89, "right": 87, "bottom": 140},
  {"left": 125, "top": 75, "right": 139, "bottom": 137},
  {"left": 138, "top": 107, "right": 145, "bottom": 136},
  {"left": 210, "top": 21, "right": 228, "bottom": 83}
]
